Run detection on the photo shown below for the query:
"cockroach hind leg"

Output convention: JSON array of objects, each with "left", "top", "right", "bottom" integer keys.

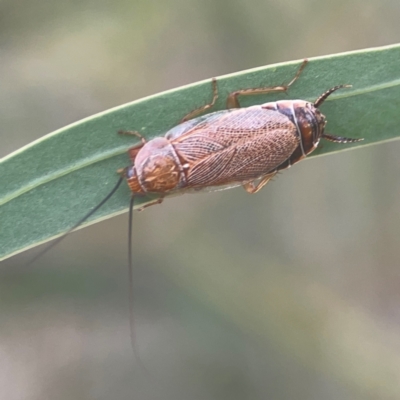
[
  {"left": 285, "top": 58, "right": 308, "bottom": 87},
  {"left": 180, "top": 78, "right": 218, "bottom": 123},
  {"left": 243, "top": 172, "right": 277, "bottom": 194},
  {"left": 226, "top": 59, "right": 308, "bottom": 109}
]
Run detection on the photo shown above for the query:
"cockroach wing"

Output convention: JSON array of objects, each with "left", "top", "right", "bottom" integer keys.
[
  {"left": 166, "top": 110, "right": 232, "bottom": 141},
  {"left": 171, "top": 106, "right": 299, "bottom": 188}
]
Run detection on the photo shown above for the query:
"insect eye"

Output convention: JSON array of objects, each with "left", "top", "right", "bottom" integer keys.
[{"left": 127, "top": 167, "right": 136, "bottom": 178}]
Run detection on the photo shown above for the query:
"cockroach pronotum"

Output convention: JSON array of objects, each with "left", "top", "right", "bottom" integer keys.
[{"left": 29, "top": 59, "right": 363, "bottom": 360}]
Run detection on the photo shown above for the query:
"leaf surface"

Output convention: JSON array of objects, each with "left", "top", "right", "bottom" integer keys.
[{"left": 1, "top": 43, "right": 400, "bottom": 260}]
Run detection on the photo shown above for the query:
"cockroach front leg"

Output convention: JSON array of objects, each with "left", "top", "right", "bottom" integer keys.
[
  {"left": 118, "top": 130, "right": 147, "bottom": 162},
  {"left": 137, "top": 197, "right": 164, "bottom": 211},
  {"left": 118, "top": 129, "right": 147, "bottom": 144},
  {"left": 227, "top": 59, "right": 308, "bottom": 109},
  {"left": 117, "top": 166, "right": 129, "bottom": 177},
  {"left": 180, "top": 78, "right": 218, "bottom": 123},
  {"left": 243, "top": 171, "right": 277, "bottom": 194}
]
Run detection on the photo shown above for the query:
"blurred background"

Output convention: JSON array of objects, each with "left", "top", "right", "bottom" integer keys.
[{"left": 1, "top": 0, "right": 400, "bottom": 399}]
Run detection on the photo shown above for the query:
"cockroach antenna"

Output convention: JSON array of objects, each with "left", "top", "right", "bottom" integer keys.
[
  {"left": 128, "top": 195, "right": 150, "bottom": 373},
  {"left": 26, "top": 176, "right": 149, "bottom": 371},
  {"left": 26, "top": 176, "right": 124, "bottom": 266}
]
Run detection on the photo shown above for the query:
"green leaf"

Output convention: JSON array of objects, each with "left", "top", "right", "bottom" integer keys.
[{"left": 1, "top": 43, "right": 400, "bottom": 261}]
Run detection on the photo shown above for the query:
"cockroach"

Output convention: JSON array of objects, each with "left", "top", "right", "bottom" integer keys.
[
  {"left": 30, "top": 59, "right": 362, "bottom": 360},
  {"left": 118, "top": 59, "right": 361, "bottom": 208}
]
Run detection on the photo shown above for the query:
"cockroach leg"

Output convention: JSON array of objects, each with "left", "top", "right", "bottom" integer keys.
[
  {"left": 118, "top": 130, "right": 147, "bottom": 162},
  {"left": 180, "top": 78, "right": 218, "bottom": 123},
  {"left": 117, "top": 167, "right": 128, "bottom": 177},
  {"left": 118, "top": 130, "right": 147, "bottom": 145},
  {"left": 127, "top": 145, "right": 144, "bottom": 163},
  {"left": 242, "top": 171, "right": 277, "bottom": 194},
  {"left": 137, "top": 197, "right": 164, "bottom": 211},
  {"left": 227, "top": 59, "right": 308, "bottom": 109}
]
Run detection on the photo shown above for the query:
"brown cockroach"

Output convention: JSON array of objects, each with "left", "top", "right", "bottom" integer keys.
[
  {"left": 33, "top": 59, "right": 362, "bottom": 258},
  {"left": 30, "top": 59, "right": 362, "bottom": 362},
  {"left": 118, "top": 59, "right": 361, "bottom": 209}
]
